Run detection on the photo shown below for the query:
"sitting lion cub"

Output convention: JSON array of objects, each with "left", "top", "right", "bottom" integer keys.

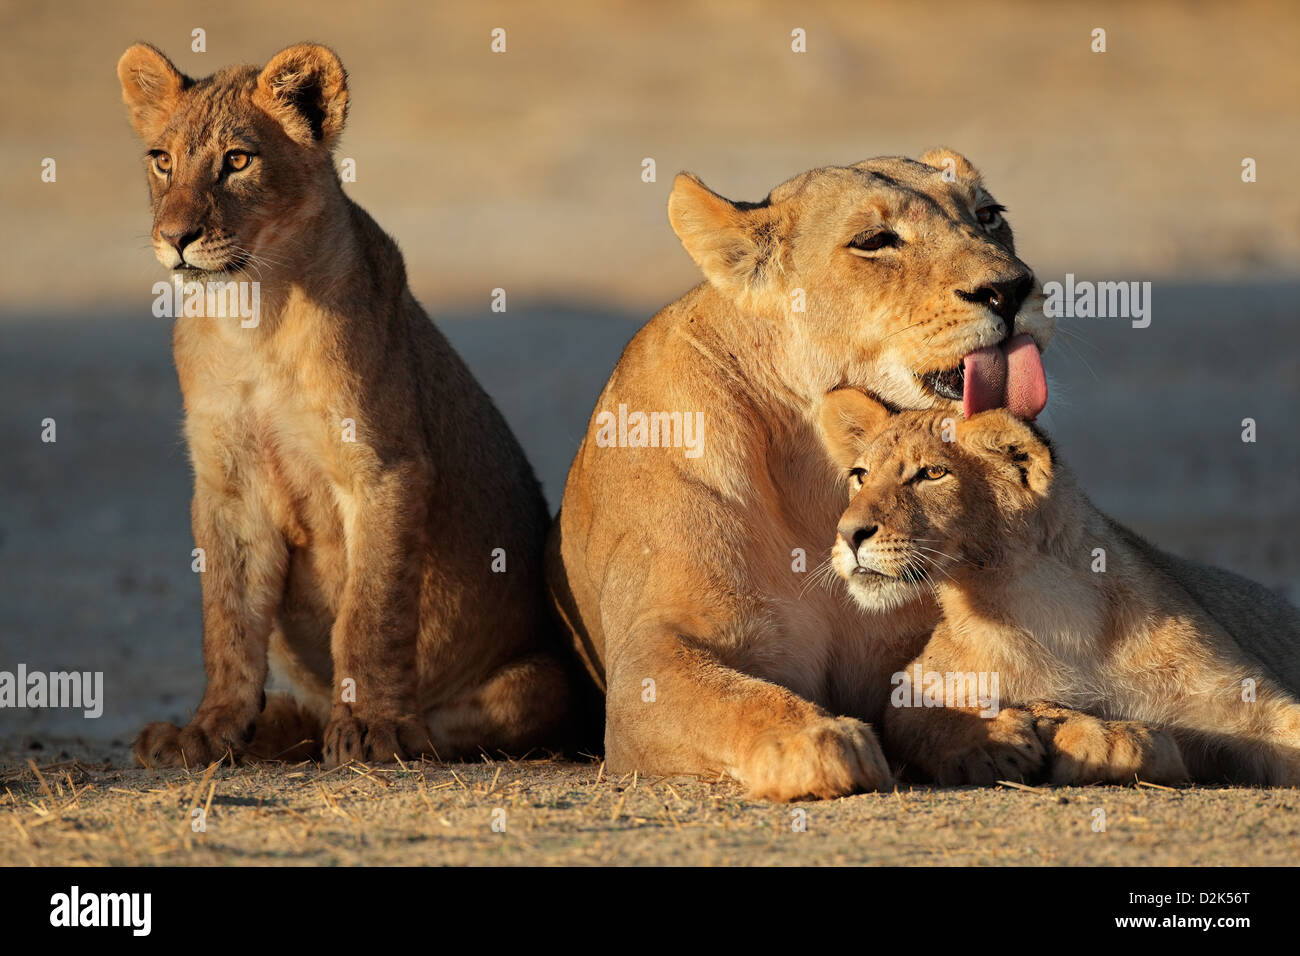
[
  {"left": 819, "top": 388, "right": 1300, "bottom": 786},
  {"left": 118, "top": 42, "right": 582, "bottom": 768}
]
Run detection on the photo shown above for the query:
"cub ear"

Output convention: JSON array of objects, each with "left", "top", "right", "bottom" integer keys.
[
  {"left": 117, "top": 43, "right": 190, "bottom": 142},
  {"left": 255, "top": 43, "right": 349, "bottom": 148},
  {"left": 918, "top": 147, "right": 982, "bottom": 184},
  {"left": 818, "top": 388, "right": 892, "bottom": 469},
  {"left": 958, "top": 410, "right": 1054, "bottom": 495},
  {"left": 668, "top": 173, "right": 785, "bottom": 302}
]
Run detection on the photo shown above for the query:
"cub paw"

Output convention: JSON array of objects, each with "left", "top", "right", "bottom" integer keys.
[
  {"left": 133, "top": 712, "right": 251, "bottom": 769},
  {"left": 322, "top": 711, "right": 434, "bottom": 767},
  {"left": 737, "top": 716, "right": 892, "bottom": 801},
  {"left": 928, "top": 707, "right": 1046, "bottom": 786},
  {"left": 1029, "top": 703, "right": 1187, "bottom": 785}
]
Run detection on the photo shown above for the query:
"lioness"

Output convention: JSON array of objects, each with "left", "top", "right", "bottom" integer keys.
[
  {"left": 119, "top": 42, "right": 579, "bottom": 768},
  {"left": 547, "top": 150, "right": 1071, "bottom": 799},
  {"left": 820, "top": 389, "right": 1300, "bottom": 786}
]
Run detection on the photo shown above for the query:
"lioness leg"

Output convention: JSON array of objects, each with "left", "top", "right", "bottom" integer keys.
[
  {"left": 134, "top": 482, "right": 287, "bottom": 768},
  {"left": 607, "top": 626, "right": 891, "bottom": 801}
]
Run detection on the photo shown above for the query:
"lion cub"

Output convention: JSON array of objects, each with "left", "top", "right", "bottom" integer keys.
[
  {"left": 119, "top": 43, "right": 583, "bottom": 768},
  {"left": 819, "top": 388, "right": 1300, "bottom": 786}
]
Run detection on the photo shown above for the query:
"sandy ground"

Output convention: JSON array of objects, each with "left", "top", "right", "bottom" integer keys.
[{"left": 4, "top": 745, "right": 1299, "bottom": 866}]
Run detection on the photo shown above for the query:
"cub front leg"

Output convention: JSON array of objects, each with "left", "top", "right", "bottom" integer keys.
[
  {"left": 134, "top": 485, "right": 286, "bottom": 768},
  {"left": 607, "top": 626, "right": 892, "bottom": 801},
  {"left": 884, "top": 702, "right": 1045, "bottom": 786},
  {"left": 881, "top": 632, "right": 1045, "bottom": 785},
  {"left": 1027, "top": 701, "right": 1188, "bottom": 785},
  {"left": 322, "top": 464, "right": 434, "bottom": 767}
]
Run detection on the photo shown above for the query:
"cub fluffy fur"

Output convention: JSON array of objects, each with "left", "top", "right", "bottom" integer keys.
[
  {"left": 820, "top": 388, "right": 1300, "bottom": 786},
  {"left": 118, "top": 42, "right": 580, "bottom": 768}
]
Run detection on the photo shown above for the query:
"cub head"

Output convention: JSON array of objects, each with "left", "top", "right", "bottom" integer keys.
[
  {"left": 817, "top": 387, "right": 1055, "bottom": 610},
  {"left": 117, "top": 42, "right": 349, "bottom": 275},
  {"left": 668, "top": 150, "right": 1052, "bottom": 420}
]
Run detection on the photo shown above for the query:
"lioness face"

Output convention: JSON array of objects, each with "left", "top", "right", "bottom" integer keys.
[
  {"left": 118, "top": 43, "right": 348, "bottom": 277},
  {"left": 669, "top": 149, "right": 1053, "bottom": 419},
  {"left": 818, "top": 389, "right": 1053, "bottom": 610}
]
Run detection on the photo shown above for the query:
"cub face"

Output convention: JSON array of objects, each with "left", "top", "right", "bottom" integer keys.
[
  {"left": 817, "top": 388, "right": 1055, "bottom": 610},
  {"left": 666, "top": 149, "right": 1053, "bottom": 417},
  {"left": 117, "top": 43, "right": 348, "bottom": 276}
]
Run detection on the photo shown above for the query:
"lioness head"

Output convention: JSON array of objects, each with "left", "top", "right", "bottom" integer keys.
[
  {"left": 117, "top": 42, "right": 348, "bottom": 275},
  {"left": 818, "top": 387, "right": 1054, "bottom": 610},
  {"left": 668, "top": 150, "right": 1052, "bottom": 419}
]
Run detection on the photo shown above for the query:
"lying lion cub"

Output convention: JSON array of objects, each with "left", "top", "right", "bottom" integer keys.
[
  {"left": 819, "top": 388, "right": 1300, "bottom": 786},
  {"left": 119, "top": 42, "right": 581, "bottom": 768}
]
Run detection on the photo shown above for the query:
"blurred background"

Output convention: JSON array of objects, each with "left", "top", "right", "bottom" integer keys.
[{"left": 2, "top": 0, "right": 1298, "bottom": 748}]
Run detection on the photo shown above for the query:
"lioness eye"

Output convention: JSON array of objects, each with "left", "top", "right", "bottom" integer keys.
[
  {"left": 848, "top": 467, "right": 868, "bottom": 483},
  {"left": 922, "top": 465, "right": 948, "bottom": 480},
  {"left": 225, "top": 151, "right": 252, "bottom": 172},
  {"left": 847, "top": 230, "right": 900, "bottom": 254},
  {"left": 150, "top": 151, "right": 172, "bottom": 175},
  {"left": 976, "top": 204, "right": 1005, "bottom": 227}
]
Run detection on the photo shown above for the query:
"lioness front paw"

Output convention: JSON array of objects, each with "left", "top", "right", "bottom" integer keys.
[
  {"left": 737, "top": 716, "right": 892, "bottom": 801},
  {"left": 133, "top": 711, "right": 251, "bottom": 768},
  {"left": 927, "top": 707, "right": 1046, "bottom": 786},
  {"left": 1028, "top": 702, "right": 1187, "bottom": 785},
  {"left": 321, "top": 711, "right": 434, "bottom": 767}
]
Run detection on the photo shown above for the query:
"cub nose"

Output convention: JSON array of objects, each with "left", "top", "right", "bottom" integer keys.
[
  {"left": 958, "top": 271, "right": 1034, "bottom": 324},
  {"left": 839, "top": 522, "right": 878, "bottom": 551},
  {"left": 160, "top": 226, "right": 203, "bottom": 256}
]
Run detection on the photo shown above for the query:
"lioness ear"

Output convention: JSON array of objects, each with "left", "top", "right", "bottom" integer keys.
[
  {"left": 958, "top": 411, "right": 1053, "bottom": 495},
  {"left": 255, "top": 43, "right": 349, "bottom": 148},
  {"left": 117, "top": 43, "right": 190, "bottom": 142},
  {"left": 918, "top": 147, "right": 982, "bottom": 183},
  {"left": 818, "top": 389, "right": 892, "bottom": 469},
  {"left": 668, "top": 173, "right": 784, "bottom": 300}
]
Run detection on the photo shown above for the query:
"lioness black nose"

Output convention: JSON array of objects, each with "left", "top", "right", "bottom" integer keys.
[
  {"left": 958, "top": 272, "right": 1034, "bottom": 324},
  {"left": 840, "top": 523, "right": 878, "bottom": 550},
  {"left": 160, "top": 226, "right": 203, "bottom": 255}
]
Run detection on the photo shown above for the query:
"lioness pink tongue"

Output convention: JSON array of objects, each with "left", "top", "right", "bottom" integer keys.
[{"left": 961, "top": 333, "right": 1047, "bottom": 420}]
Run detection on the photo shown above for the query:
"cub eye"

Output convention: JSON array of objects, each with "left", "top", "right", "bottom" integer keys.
[
  {"left": 921, "top": 465, "right": 949, "bottom": 481},
  {"left": 847, "top": 230, "right": 900, "bottom": 255},
  {"left": 150, "top": 151, "right": 172, "bottom": 175},
  {"left": 848, "top": 466, "right": 868, "bottom": 484},
  {"left": 976, "top": 204, "right": 1005, "bottom": 228},
  {"left": 224, "top": 151, "right": 253, "bottom": 172}
]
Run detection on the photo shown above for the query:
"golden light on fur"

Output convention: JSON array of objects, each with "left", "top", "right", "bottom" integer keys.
[
  {"left": 119, "top": 42, "right": 589, "bottom": 770},
  {"left": 549, "top": 151, "right": 1057, "bottom": 800},
  {"left": 821, "top": 394, "right": 1300, "bottom": 786}
]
